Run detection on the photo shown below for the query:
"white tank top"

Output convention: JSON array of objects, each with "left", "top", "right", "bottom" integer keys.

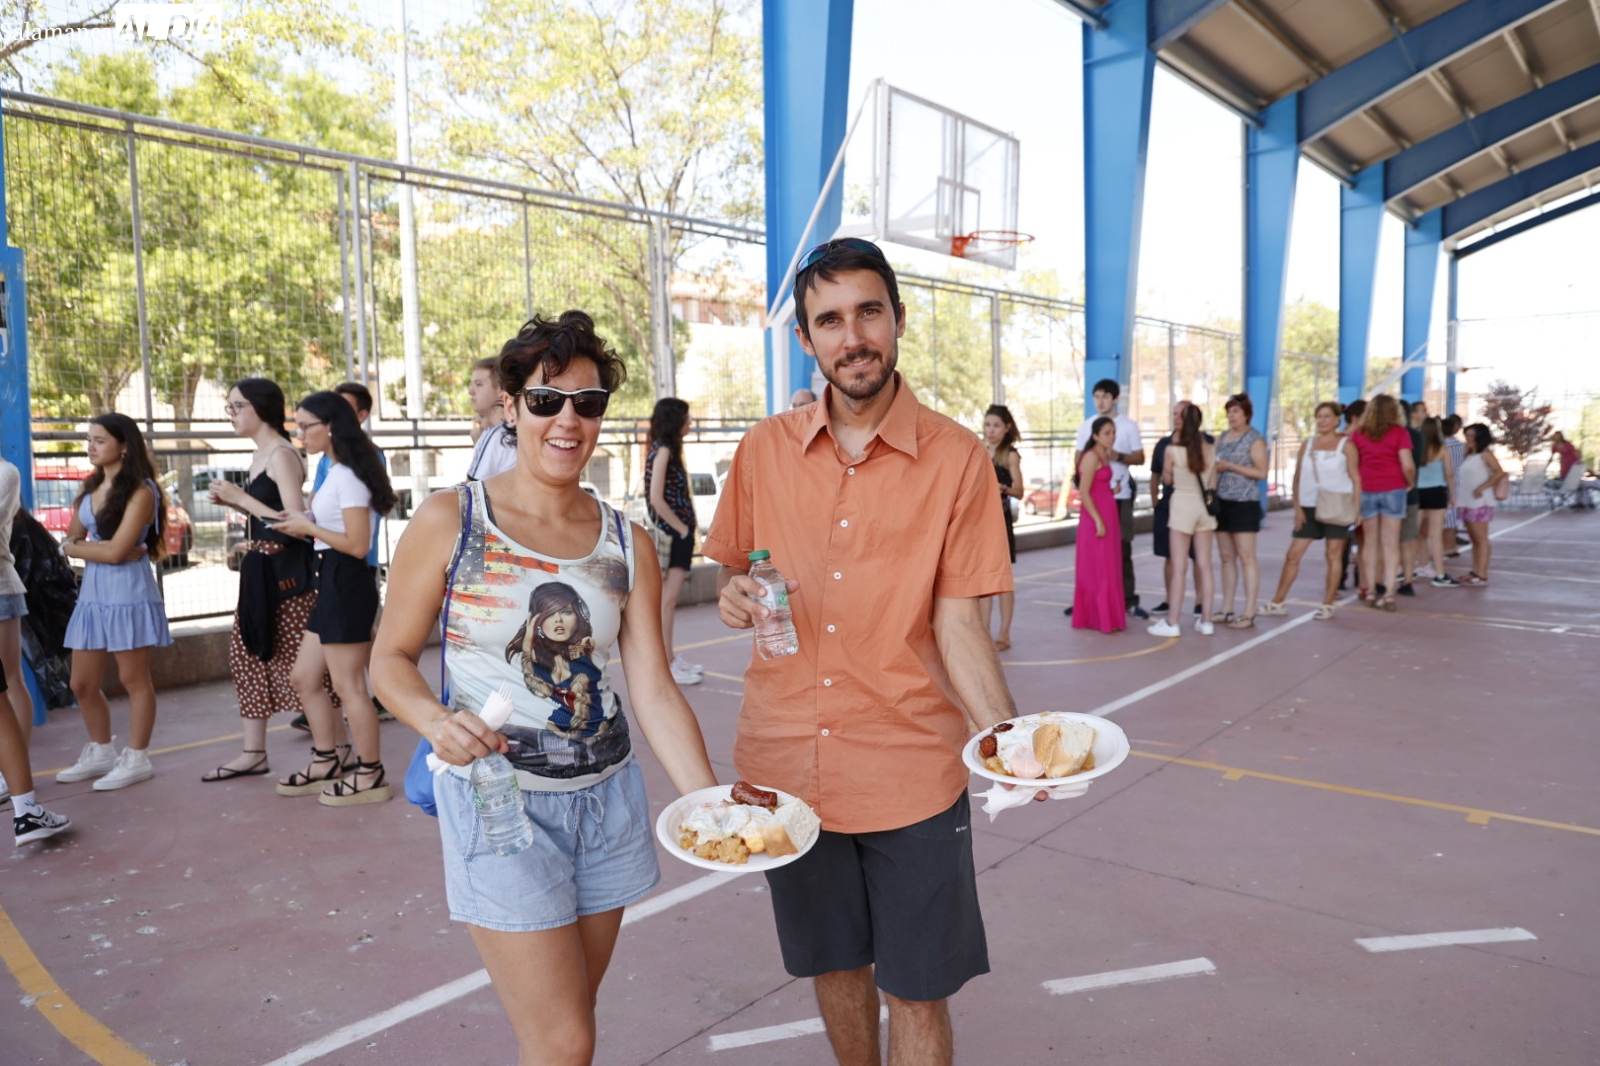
[
  {"left": 1456, "top": 453, "right": 1496, "bottom": 510},
  {"left": 1298, "top": 437, "right": 1353, "bottom": 506},
  {"left": 441, "top": 483, "right": 637, "bottom": 792}
]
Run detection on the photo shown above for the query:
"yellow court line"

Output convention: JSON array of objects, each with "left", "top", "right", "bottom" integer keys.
[
  {"left": 1005, "top": 637, "right": 1180, "bottom": 666},
  {"left": 675, "top": 632, "right": 755, "bottom": 651},
  {"left": 1130, "top": 751, "right": 1600, "bottom": 837},
  {"left": 1483, "top": 569, "right": 1600, "bottom": 585},
  {"left": 0, "top": 898, "right": 159, "bottom": 1066},
  {"left": 40, "top": 725, "right": 294, "bottom": 778}
]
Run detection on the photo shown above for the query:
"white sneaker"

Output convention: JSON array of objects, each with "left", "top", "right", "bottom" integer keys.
[
  {"left": 1194, "top": 619, "right": 1215, "bottom": 635},
  {"left": 670, "top": 665, "right": 703, "bottom": 686},
  {"left": 56, "top": 740, "right": 118, "bottom": 783},
  {"left": 1147, "top": 620, "right": 1181, "bottom": 638},
  {"left": 671, "top": 655, "right": 703, "bottom": 675},
  {"left": 0, "top": 771, "right": 9, "bottom": 804},
  {"left": 93, "top": 748, "right": 154, "bottom": 791},
  {"left": 13, "top": 807, "right": 71, "bottom": 845}
]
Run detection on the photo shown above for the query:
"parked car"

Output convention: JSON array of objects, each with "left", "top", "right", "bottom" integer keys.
[
  {"left": 690, "top": 471, "right": 725, "bottom": 534},
  {"left": 32, "top": 466, "right": 193, "bottom": 568},
  {"left": 1022, "top": 479, "right": 1079, "bottom": 517}
]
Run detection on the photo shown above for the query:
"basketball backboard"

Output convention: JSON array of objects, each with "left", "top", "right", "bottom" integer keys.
[{"left": 873, "top": 86, "right": 1022, "bottom": 269}]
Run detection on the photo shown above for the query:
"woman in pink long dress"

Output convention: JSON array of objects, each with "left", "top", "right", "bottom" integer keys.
[{"left": 1073, "top": 417, "right": 1126, "bottom": 632}]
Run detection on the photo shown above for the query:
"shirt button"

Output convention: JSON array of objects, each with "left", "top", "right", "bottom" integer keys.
[
  {"left": 840, "top": 519, "right": 849, "bottom": 527},
  {"left": 827, "top": 624, "right": 836, "bottom": 633},
  {"left": 823, "top": 678, "right": 833, "bottom": 687},
  {"left": 833, "top": 571, "right": 842, "bottom": 580},
  {"left": 847, "top": 467, "right": 855, "bottom": 475},
  {"left": 821, "top": 728, "right": 830, "bottom": 736}
]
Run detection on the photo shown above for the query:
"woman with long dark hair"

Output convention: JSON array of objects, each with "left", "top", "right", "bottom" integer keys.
[
  {"left": 55, "top": 413, "right": 173, "bottom": 791},
  {"left": 1349, "top": 394, "right": 1416, "bottom": 611},
  {"left": 982, "top": 404, "right": 1023, "bottom": 650},
  {"left": 371, "top": 311, "right": 717, "bottom": 1065},
  {"left": 270, "top": 391, "right": 396, "bottom": 806},
  {"left": 1072, "top": 416, "right": 1126, "bottom": 633},
  {"left": 1150, "top": 403, "right": 1217, "bottom": 636},
  {"left": 1455, "top": 423, "right": 1507, "bottom": 586},
  {"left": 205, "top": 378, "right": 343, "bottom": 783},
  {"left": 645, "top": 397, "right": 700, "bottom": 685}
]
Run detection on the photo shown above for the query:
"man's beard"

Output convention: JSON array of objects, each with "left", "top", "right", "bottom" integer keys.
[{"left": 821, "top": 346, "right": 897, "bottom": 401}]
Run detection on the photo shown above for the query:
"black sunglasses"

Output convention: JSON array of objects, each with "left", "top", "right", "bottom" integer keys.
[
  {"left": 797, "top": 237, "right": 888, "bottom": 275},
  {"left": 519, "top": 386, "right": 610, "bottom": 419}
]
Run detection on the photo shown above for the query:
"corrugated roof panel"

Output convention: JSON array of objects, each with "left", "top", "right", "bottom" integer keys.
[
  {"left": 1261, "top": 0, "right": 1391, "bottom": 70},
  {"left": 1517, "top": 2, "right": 1600, "bottom": 81},
  {"left": 1563, "top": 98, "right": 1600, "bottom": 139},
  {"left": 1498, "top": 122, "right": 1573, "bottom": 169},
  {"left": 1388, "top": 0, "right": 1474, "bottom": 32},
  {"left": 1441, "top": 41, "right": 1541, "bottom": 115},
  {"left": 1374, "top": 80, "right": 1467, "bottom": 148},
  {"left": 1319, "top": 119, "right": 1395, "bottom": 172},
  {"left": 1183, "top": 6, "right": 1316, "bottom": 101}
]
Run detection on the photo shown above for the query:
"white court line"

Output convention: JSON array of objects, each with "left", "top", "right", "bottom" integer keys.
[
  {"left": 1085, "top": 509, "right": 1553, "bottom": 720},
  {"left": 1043, "top": 957, "right": 1216, "bottom": 995},
  {"left": 1355, "top": 927, "right": 1536, "bottom": 953},
  {"left": 258, "top": 872, "right": 737, "bottom": 1066},
  {"left": 709, "top": 1006, "right": 888, "bottom": 1051}
]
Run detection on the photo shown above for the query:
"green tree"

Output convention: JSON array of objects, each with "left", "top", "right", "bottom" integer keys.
[
  {"left": 411, "top": 0, "right": 762, "bottom": 395},
  {"left": 1279, "top": 298, "right": 1338, "bottom": 438}
]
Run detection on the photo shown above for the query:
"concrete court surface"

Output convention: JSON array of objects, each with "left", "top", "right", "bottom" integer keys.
[{"left": 1, "top": 508, "right": 1596, "bottom": 1066}]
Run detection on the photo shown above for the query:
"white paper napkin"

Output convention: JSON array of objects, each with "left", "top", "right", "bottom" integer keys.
[{"left": 973, "top": 779, "right": 1091, "bottom": 821}]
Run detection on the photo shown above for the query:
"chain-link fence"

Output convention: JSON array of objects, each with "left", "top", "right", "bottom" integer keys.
[{"left": 8, "top": 90, "right": 1352, "bottom": 622}]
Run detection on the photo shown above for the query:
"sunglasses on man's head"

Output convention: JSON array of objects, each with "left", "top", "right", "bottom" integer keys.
[
  {"left": 796, "top": 237, "right": 888, "bottom": 275},
  {"left": 519, "top": 386, "right": 611, "bottom": 419}
]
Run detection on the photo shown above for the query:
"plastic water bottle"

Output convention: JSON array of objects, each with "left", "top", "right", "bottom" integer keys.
[
  {"left": 748, "top": 549, "right": 799, "bottom": 659},
  {"left": 469, "top": 752, "right": 536, "bottom": 856}
]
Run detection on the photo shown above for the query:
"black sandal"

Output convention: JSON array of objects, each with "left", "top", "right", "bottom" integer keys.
[
  {"left": 202, "top": 750, "right": 269, "bottom": 782},
  {"left": 335, "top": 743, "right": 359, "bottom": 773},
  {"left": 276, "top": 747, "right": 343, "bottom": 797},
  {"left": 320, "top": 759, "right": 392, "bottom": 807}
]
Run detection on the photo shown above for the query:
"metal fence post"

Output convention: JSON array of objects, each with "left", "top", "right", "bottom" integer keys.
[
  {"left": 126, "top": 130, "right": 153, "bottom": 434},
  {"left": 990, "top": 293, "right": 1003, "bottom": 404},
  {"left": 337, "top": 172, "right": 354, "bottom": 381},
  {"left": 522, "top": 201, "right": 534, "bottom": 321},
  {"left": 1226, "top": 335, "right": 1235, "bottom": 396},
  {"left": 649, "top": 216, "right": 675, "bottom": 399},
  {"left": 348, "top": 162, "right": 369, "bottom": 388}
]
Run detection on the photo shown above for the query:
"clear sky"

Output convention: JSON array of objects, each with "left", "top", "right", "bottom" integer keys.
[{"left": 847, "top": 0, "right": 1600, "bottom": 401}]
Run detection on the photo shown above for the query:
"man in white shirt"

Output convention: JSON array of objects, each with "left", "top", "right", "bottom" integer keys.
[
  {"left": 1066, "top": 378, "right": 1148, "bottom": 619},
  {"left": 466, "top": 355, "right": 517, "bottom": 481}
]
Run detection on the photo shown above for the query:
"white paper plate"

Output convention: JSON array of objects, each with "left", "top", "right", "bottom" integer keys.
[
  {"left": 655, "top": 784, "right": 818, "bottom": 874},
  {"left": 962, "top": 712, "right": 1130, "bottom": 787}
]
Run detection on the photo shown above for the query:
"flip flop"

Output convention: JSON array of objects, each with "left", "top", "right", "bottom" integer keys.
[{"left": 1313, "top": 604, "right": 1335, "bottom": 621}]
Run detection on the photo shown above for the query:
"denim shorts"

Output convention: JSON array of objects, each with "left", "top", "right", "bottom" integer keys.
[
  {"left": 0, "top": 593, "right": 26, "bottom": 621},
  {"left": 436, "top": 759, "right": 660, "bottom": 932},
  {"left": 1361, "top": 489, "right": 1407, "bottom": 519}
]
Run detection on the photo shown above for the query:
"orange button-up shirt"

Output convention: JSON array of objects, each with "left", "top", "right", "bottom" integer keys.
[{"left": 702, "top": 376, "right": 1013, "bottom": 834}]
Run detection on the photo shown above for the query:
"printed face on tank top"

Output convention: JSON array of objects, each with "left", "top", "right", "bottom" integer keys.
[{"left": 444, "top": 491, "right": 634, "bottom": 781}]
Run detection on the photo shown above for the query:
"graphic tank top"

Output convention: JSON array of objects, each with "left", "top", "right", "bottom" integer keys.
[{"left": 442, "top": 484, "right": 637, "bottom": 791}]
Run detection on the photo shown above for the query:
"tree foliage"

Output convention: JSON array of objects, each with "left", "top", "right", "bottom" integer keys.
[
  {"left": 410, "top": 0, "right": 762, "bottom": 397},
  {"left": 1480, "top": 379, "right": 1553, "bottom": 460}
]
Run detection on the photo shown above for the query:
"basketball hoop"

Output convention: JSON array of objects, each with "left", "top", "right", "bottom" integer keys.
[{"left": 950, "top": 230, "right": 1034, "bottom": 260}]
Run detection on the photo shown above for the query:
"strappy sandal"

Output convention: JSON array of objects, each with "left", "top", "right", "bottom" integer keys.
[
  {"left": 276, "top": 747, "right": 343, "bottom": 797},
  {"left": 202, "top": 750, "right": 269, "bottom": 782},
  {"left": 1217, "top": 611, "right": 1236, "bottom": 624},
  {"left": 319, "top": 759, "right": 392, "bottom": 807},
  {"left": 1259, "top": 602, "right": 1288, "bottom": 616},
  {"left": 1381, "top": 596, "right": 1397, "bottom": 612},
  {"left": 1313, "top": 604, "right": 1335, "bottom": 621},
  {"left": 336, "top": 743, "right": 359, "bottom": 773},
  {"left": 1227, "top": 615, "right": 1256, "bottom": 630}
]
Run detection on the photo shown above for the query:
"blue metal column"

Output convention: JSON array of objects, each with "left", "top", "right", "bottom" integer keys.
[
  {"left": 762, "top": 0, "right": 853, "bottom": 414},
  {"left": 1401, "top": 209, "right": 1442, "bottom": 403},
  {"left": 1242, "top": 94, "right": 1298, "bottom": 440},
  {"left": 1446, "top": 252, "right": 1459, "bottom": 414},
  {"left": 1338, "top": 163, "right": 1384, "bottom": 404},
  {"left": 1081, "top": 0, "right": 1156, "bottom": 413},
  {"left": 0, "top": 96, "right": 30, "bottom": 508}
]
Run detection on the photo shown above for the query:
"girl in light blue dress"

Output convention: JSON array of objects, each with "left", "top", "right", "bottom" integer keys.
[{"left": 56, "top": 413, "right": 173, "bottom": 792}]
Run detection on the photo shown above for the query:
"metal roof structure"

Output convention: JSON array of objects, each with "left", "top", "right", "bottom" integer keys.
[{"left": 1071, "top": 0, "right": 1600, "bottom": 248}]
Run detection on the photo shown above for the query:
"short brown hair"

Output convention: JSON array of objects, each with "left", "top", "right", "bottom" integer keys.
[
  {"left": 472, "top": 355, "right": 499, "bottom": 375},
  {"left": 1224, "top": 392, "right": 1253, "bottom": 421},
  {"left": 496, "top": 311, "right": 627, "bottom": 397}
]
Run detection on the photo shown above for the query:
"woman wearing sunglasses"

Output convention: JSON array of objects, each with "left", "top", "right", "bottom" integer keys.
[{"left": 371, "top": 311, "right": 718, "bottom": 1065}]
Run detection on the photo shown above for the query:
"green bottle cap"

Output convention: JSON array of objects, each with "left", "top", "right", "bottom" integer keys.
[{"left": 747, "top": 549, "right": 771, "bottom": 562}]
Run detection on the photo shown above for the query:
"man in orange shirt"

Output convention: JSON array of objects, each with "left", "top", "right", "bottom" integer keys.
[{"left": 704, "top": 238, "right": 1020, "bottom": 1066}]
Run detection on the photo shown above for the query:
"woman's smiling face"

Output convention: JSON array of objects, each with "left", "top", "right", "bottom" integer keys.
[{"left": 540, "top": 606, "right": 578, "bottom": 642}]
